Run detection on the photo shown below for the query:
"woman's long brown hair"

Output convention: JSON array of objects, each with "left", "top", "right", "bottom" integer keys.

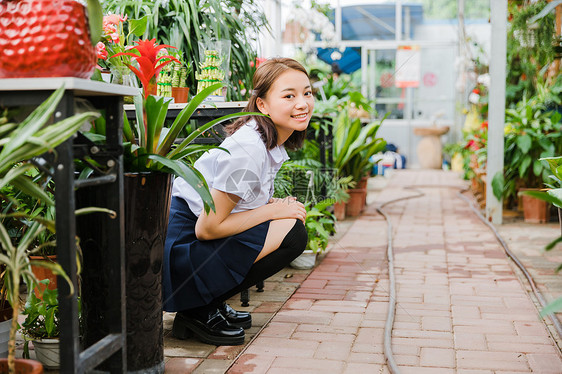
[{"left": 226, "top": 58, "right": 310, "bottom": 150}]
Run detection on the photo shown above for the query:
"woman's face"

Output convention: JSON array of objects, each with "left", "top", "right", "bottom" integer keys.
[{"left": 257, "top": 69, "right": 315, "bottom": 144}]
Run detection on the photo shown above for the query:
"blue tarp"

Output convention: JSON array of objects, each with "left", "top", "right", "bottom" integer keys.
[{"left": 317, "top": 3, "right": 424, "bottom": 74}]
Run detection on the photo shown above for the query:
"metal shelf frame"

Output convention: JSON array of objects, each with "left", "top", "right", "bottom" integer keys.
[{"left": 0, "top": 78, "right": 138, "bottom": 373}]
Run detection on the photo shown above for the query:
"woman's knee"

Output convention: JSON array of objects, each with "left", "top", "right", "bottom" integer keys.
[{"left": 280, "top": 219, "right": 308, "bottom": 255}]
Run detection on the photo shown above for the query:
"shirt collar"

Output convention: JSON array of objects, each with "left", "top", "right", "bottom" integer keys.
[{"left": 246, "top": 121, "right": 290, "bottom": 163}]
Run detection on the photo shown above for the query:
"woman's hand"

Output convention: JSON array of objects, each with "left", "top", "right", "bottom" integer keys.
[{"left": 267, "top": 197, "right": 307, "bottom": 223}]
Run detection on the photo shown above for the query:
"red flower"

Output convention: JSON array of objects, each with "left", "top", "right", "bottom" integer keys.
[
  {"left": 472, "top": 88, "right": 480, "bottom": 94},
  {"left": 113, "top": 39, "right": 179, "bottom": 97},
  {"left": 96, "top": 42, "right": 108, "bottom": 60},
  {"left": 250, "top": 57, "right": 267, "bottom": 68},
  {"left": 481, "top": 120, "right": 488, "bottom": 129}
]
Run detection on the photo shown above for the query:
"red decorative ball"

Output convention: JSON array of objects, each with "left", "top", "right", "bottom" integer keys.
[{"left": 0, "top": 0, "right": 96, "bottom": 79}]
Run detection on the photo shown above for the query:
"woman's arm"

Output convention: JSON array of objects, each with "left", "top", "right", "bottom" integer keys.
[{"left": 195, "top": 188, "right": 306, "bottom": 240}]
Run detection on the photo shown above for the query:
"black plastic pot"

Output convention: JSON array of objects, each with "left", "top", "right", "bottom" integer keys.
[{"left": 77, "top": 172, "right": 172, "bottom": 373}]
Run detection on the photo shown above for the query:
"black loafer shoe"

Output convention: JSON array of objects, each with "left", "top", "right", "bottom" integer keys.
[
  {"left": 172, "top": 308, "right": 245, "bottom": 346},
  {"left": 219, "top": 302, "right": 252, "bottom": 329}
]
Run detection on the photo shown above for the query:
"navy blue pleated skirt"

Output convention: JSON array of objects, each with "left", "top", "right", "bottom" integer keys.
[{"left": 162, "top": 196, "right": 270, "bottom": 311}]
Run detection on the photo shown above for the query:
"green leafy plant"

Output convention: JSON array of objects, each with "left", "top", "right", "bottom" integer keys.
[
  {"left": 518, "top": 187, "right": 562, "bottom": 316},
  {"left": 332, "top": 108, "right": 387, "bottom": 183},
  {"left": 102, "top": 0, "right": 268, "bottom": 100},
  {"left": 304, "top": 199, "right": 336, "bottom": 254},
  {"left": 20, "top": 280, "right": 59, "bottom": 346},
  {"left": 0, "top": 86, "right": 100, "bottom": 371},
  {"left": 506, "top": 0, "right": 556, "bottom": 107},
  {"left": 492, "top": 96, "right": 562, "bottom": 202}
]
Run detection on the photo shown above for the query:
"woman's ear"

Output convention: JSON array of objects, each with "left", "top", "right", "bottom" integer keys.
[{"left": 256, "top": 97, "right": 268, "bottom": 115}]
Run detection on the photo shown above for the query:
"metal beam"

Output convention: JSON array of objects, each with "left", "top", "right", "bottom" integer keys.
[{"left": 486, "top": 0, "right": 507, "bottom": 224}]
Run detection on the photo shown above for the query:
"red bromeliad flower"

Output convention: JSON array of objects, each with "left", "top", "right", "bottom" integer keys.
[{"left": 113, "top": 39, "right": 179, "bottom": 97}]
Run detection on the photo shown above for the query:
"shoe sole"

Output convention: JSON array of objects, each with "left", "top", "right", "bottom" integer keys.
[{"left": 172, "top": 316, "right": 245, "bottom": 346}]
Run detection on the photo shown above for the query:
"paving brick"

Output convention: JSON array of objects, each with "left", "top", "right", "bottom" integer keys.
[
  {"left": 527, "top": 353, "right": 562, "bottom": 373},
  {"left": 342, "top": 362, "right": 385, "bottom": 373},
  {"left": 513, "top": 321, "right": 550, "bottom": 336},
  {"left": 207, "top": 345, "right": 245, "bottom": 360},
  {"left": 487, "top": 341, "right": 558, "bottom": 354},
  {"left": 399, "top": 366, "right": 455, "bottom": 374},
  {"left": 314, "top": 340, "right": 354, "bottom": 361},
  {"left": 485, "top": 333, "right": 553, "bottom": 345},
  {"left": 282, "top": 299, "right": 313, "bottom": 310},
  {"left": 346, "top": 352, "right": 386, "bottom": 364},
  {"left": 392, "top": 337, "right": 453, "bottom": 349},
  {"left": 164, "top": 358, "right": 201, "bottom": 373},
  {"left": 451, "top": 305, "right": 481, "bottom": 319},
  {"left": 291, "top": 292, "right": 346, "bottom": 300},
  {"left": 193, "top": 359, "right": 231, "bottom": 374},
  {"left": 251, "top": 301, "right": 284, "bottom": 313},
  {"left": 454, "top": 324, "right": 516, "bottom": 335},
  {"left": 273, "top": 309, "right": 334, "bottom": 325},
  {"left": 300, "top": 279, "right": 328, "bottom": 289},
  {"left": 422, "top": 316, "right": 452, "bottom": 331},
  {"left": 292, "top": 331, "right": 355, "bottom": 343},
  {"left": 393, "top": 329, "right": 453, "bottom": 340},
  {"left": 456, "top": 350, "right": 530, "bottom": 371},
  {"left": 355, "top": 327, "right": 383, "bottom": 345},
  {"left": 259, "top": 322, "right": 297, "bottom": 338},
  {"left": 331, "top": 312, "right": 363, "bottom": 327},
  {"left": 420, "top": 347, "right": 455, "bottom": 368},
  {"left": 296, "top": 323, "right": 357, "bottom": 335},
  {"left": 243, "top": 337, "right": 319, "bottom": 358},
  {"left": 270, "top": 357, "right": 345, "bottom": 372}
]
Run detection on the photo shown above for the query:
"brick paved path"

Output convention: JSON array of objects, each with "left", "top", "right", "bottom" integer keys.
[{"left": 230, "top": 170, "right": 562, "bottom": 373}]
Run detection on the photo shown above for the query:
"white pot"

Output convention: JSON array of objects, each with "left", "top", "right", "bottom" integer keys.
[
  {"left": 33, "top": 338, "right": 60, "bottom": 369},
  {"left": 0, "top": 318, "right": 10, "bottom": 358},
  {"left": 290, "top": 250, "right": 317, "bottom": 270}
]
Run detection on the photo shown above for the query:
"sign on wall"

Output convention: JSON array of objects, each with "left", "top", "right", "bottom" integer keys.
[{"left": 395, "top": 45, "right": 421, "bottom": 88}]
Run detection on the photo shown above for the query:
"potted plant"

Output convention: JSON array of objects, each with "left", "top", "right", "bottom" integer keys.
[
  {"left": 102, "top": 0, "right": 267, "bottom": 100},
  {"left": 0, "top": 86, "right": 99, "bottom": 373},
  {"left": 20, "top": 281, "right": 60, "bottom": 370},
  {"left": 290, "top": 199, "right": 336, "bottom": 269},
  {"left": 492, "top": 94, "right": 562, "bottom": 221},
  {"left": 170, "top": 54, "right": 191, "bottom": 103},
  {"left": 332, "top": 108, "right": 386, "bottom": 216},
  {"left": 331, "top": 175, "right": 356, "bottom": 221}
]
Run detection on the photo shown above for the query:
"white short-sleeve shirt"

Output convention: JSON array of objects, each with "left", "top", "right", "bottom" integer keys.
[{"left": 172, "top": 121, "right": 290, "bottom": 216}]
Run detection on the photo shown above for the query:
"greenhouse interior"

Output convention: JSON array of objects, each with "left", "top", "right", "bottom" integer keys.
[{"left": 1, "top": 0, "right": 562, "bottom": 373}]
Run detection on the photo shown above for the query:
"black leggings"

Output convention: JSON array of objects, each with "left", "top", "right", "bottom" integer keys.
[{"left": 186, "top": 219, "right": 307, "bottom": 313}]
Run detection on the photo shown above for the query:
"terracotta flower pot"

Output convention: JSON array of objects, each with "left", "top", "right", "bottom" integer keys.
[
  {"left": 171, "top": 87, "right": 189, "bottom": 103},
  {"left": 29, "top": 255, "right": 58, "bottom": 298},
  {"left": 333, "top": 201, "right": 346, "bottom": 221},
  {"left": 521, "top": 188, "right": 550, "bottom": 223},
  {"left": 346, "top": 188, "right": 366, "bottom": 217},
  {"left": 0, "top": 358, "right": 43, "bottom": 373},
  {"left": 0, "top": 0, "right": 96, "bottom": 79}
]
